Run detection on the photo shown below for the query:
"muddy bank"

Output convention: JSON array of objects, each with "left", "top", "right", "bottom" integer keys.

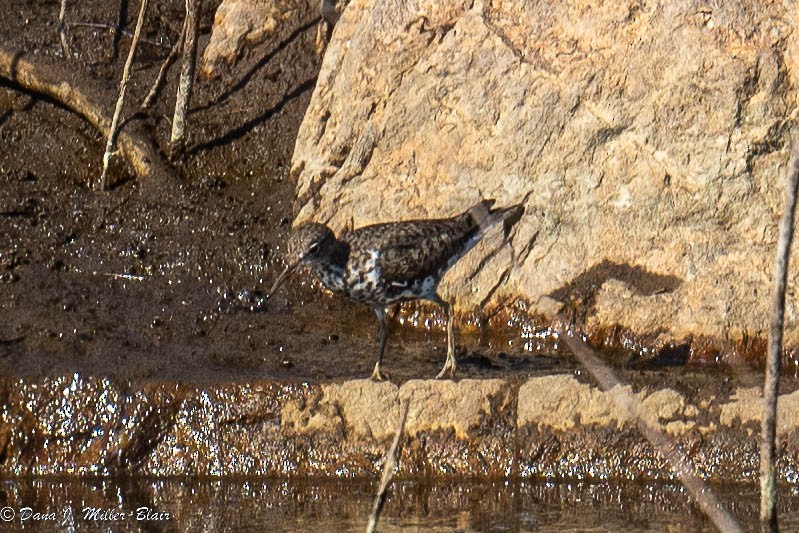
[
  {"left": 0, "top": 0, "right": 569, "bottom": 386},
  {"left": 2, "top": 370, "right": 799, "bottom": 483}
]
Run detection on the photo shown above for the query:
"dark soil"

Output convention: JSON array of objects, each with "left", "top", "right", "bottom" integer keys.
[{"left": 0, "top": 0, "right": 567, "bottom": 383}]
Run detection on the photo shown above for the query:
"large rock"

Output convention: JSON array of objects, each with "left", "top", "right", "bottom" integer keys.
[
  {"left": 289, "top": 0, "right": 799, "bottom": 349},
  {"left": 201, "top": 0, "right": 309, "bottom": 79}
]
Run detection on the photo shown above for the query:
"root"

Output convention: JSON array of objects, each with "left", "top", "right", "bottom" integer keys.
[{"left": 0, "top": 44, "right": 170, "bottom": 187}]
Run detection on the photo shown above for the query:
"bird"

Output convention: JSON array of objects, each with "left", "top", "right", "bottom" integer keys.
[{"left": 267, "top": 199, "right": 524, "bottom": 381}]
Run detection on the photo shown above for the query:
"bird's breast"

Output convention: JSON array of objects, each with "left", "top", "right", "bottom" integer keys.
[
  {"left": 316, "top": 264, "right": 347, "bottom": 294},
  {"left": 344, "top": 249, "right": 383, "bottom": 300}
]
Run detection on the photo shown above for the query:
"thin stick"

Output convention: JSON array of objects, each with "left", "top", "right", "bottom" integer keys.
[
  {"left": 761, "top": 137, "right": 799, "bottom": 532},
  {"left": 169, "top": 0, "right": 200, "bottom": 158},
  {"left": 558, "top": 322, "right": 743, "bottom": 533},
  {"left": 58, "top": 0, "right": 70, "bottom": 57},
  {"left": 99, "top": 0, "right": 149, "bottom": 191},
  {"left": 141, "top": 18, "right": 187, "bottom": 110},
  {"left": 366, "top": 399, "right": 409, "bottom": 533}
]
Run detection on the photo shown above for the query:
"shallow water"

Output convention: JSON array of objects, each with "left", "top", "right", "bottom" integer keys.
[
  {"left": 3, "top": 477, "right": 798, "bottom": 532},
  {"left": 0, "top": 257, "right": 574, "bottom": 383}
]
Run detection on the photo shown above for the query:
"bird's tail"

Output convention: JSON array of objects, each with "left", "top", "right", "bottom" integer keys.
[{"left": 467, "top": 199, "right": 524, "bottom": 239}]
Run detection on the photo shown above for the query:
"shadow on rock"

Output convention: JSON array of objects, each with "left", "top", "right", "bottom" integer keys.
[{"left": 549, "top": 259, "right": 682, "bottom": 324}]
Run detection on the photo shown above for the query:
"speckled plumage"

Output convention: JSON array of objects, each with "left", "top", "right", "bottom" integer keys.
[{"left": 269, "top": 199, "right": 523, "bottom": 380}]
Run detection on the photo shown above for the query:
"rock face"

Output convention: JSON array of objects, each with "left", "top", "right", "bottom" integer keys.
[
  {"left": 201, "top": 0, "right": 309, "bottom": 79},
  {"left": 3, "top": 373, "right": 799, "bottom": 481},
  {"left": 289, "top": 0, "right": 799, "bottom": 349}
]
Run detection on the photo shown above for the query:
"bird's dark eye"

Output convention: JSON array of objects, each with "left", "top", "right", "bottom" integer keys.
[{"left": 308, "top": 242, "right": 320, "bottom": 255}]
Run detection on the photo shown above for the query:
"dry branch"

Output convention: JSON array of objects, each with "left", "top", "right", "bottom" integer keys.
[
  {"left": 58, "top": 0, "right": 70, "bottom": 57},
  {"left": 99, "top": 0, "right": 149, "bottom": 191},
  {"left": 557, "top": 322, "right": 743, "bottom": 533},
  {"left": 366, "top": 398, "right": 409, "bottom": 533},
  {"left": 0, "top": 45, "right": 169, "bottom": 186},
  {"left": 761, "top": 136, "right": 799, "bottom": 532},
  {"left": 169, "top": 0, "right": 201, "bottom": 158}
]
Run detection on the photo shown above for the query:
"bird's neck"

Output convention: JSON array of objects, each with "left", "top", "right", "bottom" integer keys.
[{"left": 312, "top": 239, "right": 350, "bottom": 292}]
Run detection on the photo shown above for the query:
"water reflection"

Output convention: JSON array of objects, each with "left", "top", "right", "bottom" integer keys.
[{"left": 1, "top": 478, "right": 797, "bottom": 532}]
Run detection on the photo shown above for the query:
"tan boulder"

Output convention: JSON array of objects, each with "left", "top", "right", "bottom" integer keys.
[{"left": 201, "top": 0, "right": 306, "bottom": 79}]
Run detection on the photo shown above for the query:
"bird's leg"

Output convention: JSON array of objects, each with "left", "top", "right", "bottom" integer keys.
[
  {"left": 371, "top": 306, "right": 389, "bottom": 381},
  {"left": 434, "top": 297, "right": 457, "bottom": 379}
]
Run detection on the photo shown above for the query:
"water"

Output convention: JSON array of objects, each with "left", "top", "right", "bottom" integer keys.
[{"left": 2, "top": 477, "right": 799, "bottom": 532}]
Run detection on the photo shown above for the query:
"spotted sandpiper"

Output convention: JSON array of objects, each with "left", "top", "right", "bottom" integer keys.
[{"left": 268, "top": 199, "right": 523, "bottom": 380}]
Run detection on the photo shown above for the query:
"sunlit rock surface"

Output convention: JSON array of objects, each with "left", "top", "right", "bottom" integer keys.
[
  {"left": 201, "top": 0, "right": 310, "bottom": 79},
  {"left": 3, "top": 374, "right": 799, "bottom": 481},
  {"left": 290, "top": 0, "right": 799, "bottom": 347}
]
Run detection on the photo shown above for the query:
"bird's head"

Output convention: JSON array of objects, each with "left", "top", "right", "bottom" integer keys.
[{"left": 267, "top": 222, "right": 336, "bottom": 297}]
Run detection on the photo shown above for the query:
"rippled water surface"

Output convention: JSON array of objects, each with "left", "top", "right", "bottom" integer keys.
[{"left": 2, "top": 477, "right": 799, "bottom": 532}]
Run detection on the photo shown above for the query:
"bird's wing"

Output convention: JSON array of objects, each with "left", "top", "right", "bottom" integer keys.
[{"left": 348, "top": 216, "right": 480, "bottom": 284}]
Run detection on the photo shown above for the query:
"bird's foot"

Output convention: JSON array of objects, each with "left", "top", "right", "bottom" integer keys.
[{"left": 370, "top": 363, "right": 390, "bottom": 382}]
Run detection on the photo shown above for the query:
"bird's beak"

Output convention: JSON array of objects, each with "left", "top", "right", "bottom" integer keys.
[{"left": 266, "top": 262, "right": 298, "bottom": 299}]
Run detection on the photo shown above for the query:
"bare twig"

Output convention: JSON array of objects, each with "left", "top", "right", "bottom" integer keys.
[
  {"left": 558, "top": 322, "right": 743, "bottom": 533},
  {"left": 366, "top": 398, "right": 409, "bottom": 533},
  {"left": 0, "top": 45, "right": 169, "bottom": 184},
  {"left": 169, "top": 0, "right": 200, "bottom": 158},
  {"left": 761, "top": 136, "right": 799, "bottom": 532},
  {"left": 142, "top": 18, "right": 187, "bottom": 110},
  {"left": 58, "top": 0, "right": 70, "bottom": 57},
  {"left": 99, "top": 0, "right": 150, "bottom": 191}
]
